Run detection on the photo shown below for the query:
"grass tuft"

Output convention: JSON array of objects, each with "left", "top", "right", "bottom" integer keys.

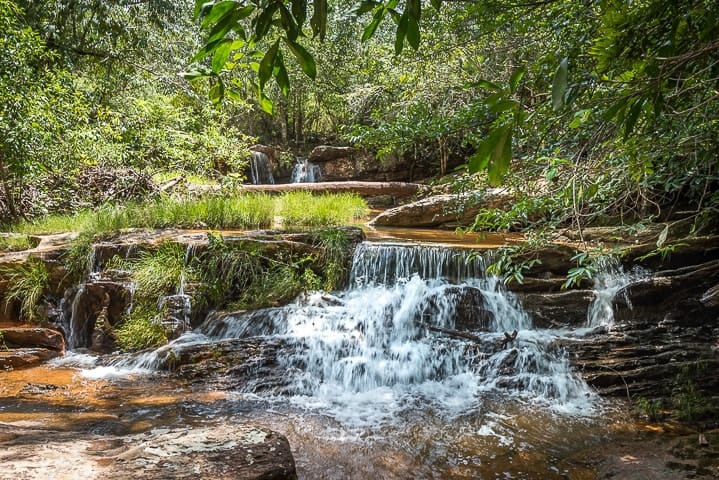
[{"left": 0, "top": 258, "right": 50, "bottom": 323}]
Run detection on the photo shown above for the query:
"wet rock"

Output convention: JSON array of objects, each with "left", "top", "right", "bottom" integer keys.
[
  {"left": 64, "top": 280, "right": 132, "bottom": 350},
  {"left": 518, "top": 290, "right": 594, "bottom": 328},
  {"left": 0, "top": 327, "right": 65, "bottom": 351},
  {"left": 164, "top": 338, "right": 291, "bottom": 394},
  {"left": 0, "top": 348, "right": 60, "bottom": 370}
]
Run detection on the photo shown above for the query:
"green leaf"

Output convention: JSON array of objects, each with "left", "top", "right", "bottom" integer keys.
[
  {"left": 202, "top": 1, "right": 238, "bottom": 29},
  {"left": 283, "top": 38, "right": 316, "bottom": 79},
  {"left": 354, "top": 1, "right": 380, "bottom": 15},
  {"left": 473, "top": 79, "right": 501, "bottom": 91},
  {"left": 255, "top": 2, "right": 278, "bottom": 40},
  {"left": 468, "top": 128, "right": 502, "bottom": 174},
  {"left": 192, "top": 38, "right": 224, "bottom": 63},
  {"left": 207, "top": 9, "right": 242, "bottom": 44},
  {"left": 552, "top": 57, "right": 568, "bottom": 111},
  {"left": 209, "top": 79, "right": 225, "bottom": 105},
  {"left": 407, "top": 0, "right": 421, "bottom": 19},
  {"left": 259, "top": 39, "right": 280, "bottom": 89},
  {"left": 258, "top": 91, "right": 273, "bottom": 114},
  {"left": 406, "top": 15, "right": 420, "bottom": 50},
  {"left": 362, "top": 13, "right": 384, "bottom": 42},
  {"left": 489, "top": 99, "right": 519, "bottom": 114},
  {"left": 488, "top": 125, "right": 512, "bottom": 186},
  {"left": 194, "top": 0, "right": 211, "bottom": 19},
  {"left": 291, "top": 0, "right": 307, "bottom": 27},
  {"left": 278, "top": 3, "right": 299, "bottom": 41},
  {"left": 430, "top": 0, "right": 442, "bottom": 11},
  {"left": 181, "top": 68, "right": 211, "bottom": 81},
  {"left": 311, "top": 0, "right": 327, "bottom": 40},
  {"left": 602, "top": 97, "right": 628, "bottom": 122},
  {"left": 274, "top": 54, "right": 290, "bottom": 96},
  {"left": 623, "top": 98, "right": 644, "bottom": 139},
  {"left": 394, "top": 14, "right": 408, "bottom": 54},
  {"left": 509, "top": 67, "right": 526, "bottom": 93},
  {"left": 211, "top": 39, "right": 233, "bottom": 73}
]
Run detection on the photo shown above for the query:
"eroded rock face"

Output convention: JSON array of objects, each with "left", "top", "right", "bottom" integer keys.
[{"left": 556, "top": 259, "right": 719, "bottom": 398}]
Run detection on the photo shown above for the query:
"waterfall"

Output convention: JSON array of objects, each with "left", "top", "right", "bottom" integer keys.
[
  {"left": 84, "top": 242, "right": 596, "bottom": 422},
  {"left": 291, "top": 158, "right": 321, "bottom": 183},
  {"left": 249, "top": 151, "right": 275, "bottom": 185},
  {"left": 587, "top": 257, "right": 648, "bottom": 328}
]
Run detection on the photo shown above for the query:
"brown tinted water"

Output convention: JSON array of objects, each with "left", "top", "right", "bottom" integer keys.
[{"left": 0, "top": 363, "right": 657, "bottom": 479}]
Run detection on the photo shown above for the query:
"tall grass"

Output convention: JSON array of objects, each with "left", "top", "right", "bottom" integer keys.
[
  {"left": 7, "top": 191, "right": 368, "bottom": 235},
  {"left": 276, "top": 192, "right": 368, "bottom": 227}
]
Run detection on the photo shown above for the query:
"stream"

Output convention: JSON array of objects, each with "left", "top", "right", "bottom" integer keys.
[{"left": 0, "top": 237, "right": 675, "bottom": 479}]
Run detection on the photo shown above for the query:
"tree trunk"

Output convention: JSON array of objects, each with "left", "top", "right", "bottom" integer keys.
[{"left": 0, "top": 154, "right": 19, "bottom": 220}]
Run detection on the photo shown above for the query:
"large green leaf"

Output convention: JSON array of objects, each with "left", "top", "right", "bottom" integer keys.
[
  {"left": 291, "top": 0, "right": 307, "bottom": 27},
  {"left": 255, "top": 3, "right": 278, "bottom": 40},
  {"left": 274, "top": 52, "right": 290, "bottom": 97},
  {"left": 468, "top": 127, "right": 502, "bottom": 173},
  {"left": 407, "top": 0, "right": 421, "bottom": 19},
  {"left": 208, "top": 79, "right": 225, "bottom": 105},
  {"left": 623, "top": 98, "right": 644, "bottom": 140},
  {"left": 362, "top": 11, "right": 384, "bottom": 42},
  {"left": 488, "top": 125, "right": 512, "bottom": 186},
  {"left": 552, "top": 57, "right": 568, "bottom": 111},
  {"left": 354, "top": 1, "right": 380, "bottom": 15},
  {"left": 394, "top": 14, "right": 408, "bottom": 54},
  {"left": 509, "top": 67, "right": 526, "bottom": 93},
  {"left": 259, "top": 39, "right": 280, "bottom": 89},
  {"left": 311, "top": 0, "right": 328, "bottom": 40},
  {"left": 201, "top": 1, "right": 238, "bottom": 29},
  {"left": 207, "top": 9, "right": 242, "bottom": 44},
  {"left": 278, "top": 3, "right": 299, "bottom": 41},
  {"left": 211, "top": 39, "right": 234, "bottom": 73},
  {"left": 283, "top": 38, "right": 316, "bottom": 79},
  {"left": 406, "top": 15, "right": 420, "bottom": 50}
]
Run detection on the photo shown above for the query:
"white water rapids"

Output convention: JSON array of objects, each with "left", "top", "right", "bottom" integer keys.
[{"left": 67, "top": 242, "right": 635, "bottom": 426}]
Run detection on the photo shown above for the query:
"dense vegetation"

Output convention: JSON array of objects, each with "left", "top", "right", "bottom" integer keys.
[{"left": 1, "top": 0, "right": 717, "bottom": 232}]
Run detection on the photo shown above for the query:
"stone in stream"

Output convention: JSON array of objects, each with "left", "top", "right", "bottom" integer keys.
[
  {"left": 0, "top": 422, "right": 297, "bottom": 480},
  {"left": 106, "top": 424, "right": 297, "bottom": 480}
]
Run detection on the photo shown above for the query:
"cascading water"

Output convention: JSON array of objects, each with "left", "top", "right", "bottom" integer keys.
[
  {"left": 84, "top": 241, "right": 597, "bottom": 422},
  {"left": 587, "top": 257, "right": 648, "bottom": 328},
  {"left": 249, "top": 151, "right": 275, "bottom": 184},
  {"left": 291, "top": 158, "right": 321, "bottom": 183}
]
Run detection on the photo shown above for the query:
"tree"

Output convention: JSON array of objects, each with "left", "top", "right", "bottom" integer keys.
[{"left": 0, "top": 0, "right": 65, "bottom": 219}]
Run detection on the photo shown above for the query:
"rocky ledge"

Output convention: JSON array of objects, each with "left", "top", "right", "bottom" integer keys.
[{"left": 0, "top": 422, "right": 297, "bottom": 480}]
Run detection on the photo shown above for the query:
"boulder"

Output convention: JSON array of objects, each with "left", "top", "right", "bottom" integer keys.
[
  {"left": 0, "top": 327, "right": 65, "bottom": 351},
  {"left": 369, "top": 191, "right": 513, "bottom": 229},
  {"left": 106, "top": 424, "right": 297, "bottom": 480}
]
